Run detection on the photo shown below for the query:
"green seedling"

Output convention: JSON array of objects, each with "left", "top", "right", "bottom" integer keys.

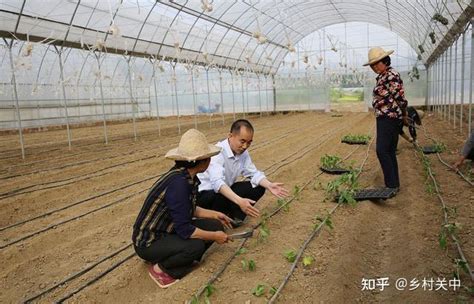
[
  {"left": 258, "top": 220, "right": 270, "bottom": 243},
  {"left": 341, "top": 134, "right": 371, "bottom": 144},
  {"left": 284, "top": 249, "right": 297, "bottom": 263},
  {"left": 315, "top": 214, "right": 334, "bottom": 230},
  {"left": 204, "top": 284, "right": 215, "bottom": 298},
  {"left": 292, "top": 185, "right": 301, "bottom": 198},
  {"left": 325, "top": 169, "right": 360, "bottom": 205},
  {"left": 439, "top": 222, "right": 462, "bottom": 250},
  {"left": 454, "top": 258, "right": 469, "bottom": 276},
  {"left": 269, "top": 286, "right": 278, "bottom": 295},
  {"left": 252, "top": 284, "right": 266, "bottom": 297},
  {"left": 433, "top": 142, "right": 447, "bottom": 153},
  {"left": 320, "top": 154, "right": 342, "bottom": 168},
  {"left": 277, "top": 198, "right": 289, "bottom": 212},
  {"left": 241, "top": 258, "right": 256, "bottom": 271},
  {"left": 236, "top": 247, "right": 247, "bottom": 256},
  {"left": 439, "top": 229, "right": 447, "bottom": 250},
  {"left": 302, "top": 256, "right": 314, "bottom": 267}
]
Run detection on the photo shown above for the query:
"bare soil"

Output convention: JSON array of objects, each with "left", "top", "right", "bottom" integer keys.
[{"left": 0, "top": 111, "right": 472, "bottom": 303}]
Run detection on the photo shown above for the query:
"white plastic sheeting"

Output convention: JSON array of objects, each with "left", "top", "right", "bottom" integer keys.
[{"left": 1, "top": 0, "right": 471, "bottom": 74}]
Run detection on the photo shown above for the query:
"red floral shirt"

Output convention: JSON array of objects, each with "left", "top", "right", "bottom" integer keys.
[{"left": 372, "top": 67, "right": 408, "bottom": 119}]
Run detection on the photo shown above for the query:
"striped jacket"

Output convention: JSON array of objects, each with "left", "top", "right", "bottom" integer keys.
[{"left": 132, "top": 167, "right": 198, "bottom": 248}]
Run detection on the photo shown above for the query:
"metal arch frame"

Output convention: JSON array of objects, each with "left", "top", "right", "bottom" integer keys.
[
  {"left": 1, "top": 0, "right": 465, "bottom": 81},
  {"left": 190, "top": 1, "right": 237, "bottom": 64},
  {"left": 178, "top": 5, "right": 206, "bottom": 53},
  {"left": 241, "top": 0, "right": 312, "bottom": 74},
  {"left": 256, "top": 2, "right": 425, "bottom": 72},
  {"left": 268, "top": 0, "right": 449, "bottom": 74},
  {"left": 242, "top": 0, "right": 305, "bottom": 38},
  {"left": 210, "top": 6, "right": 256, "bottom": 71},
  {"left": 3, "top": 1, "right": 468, "bottom": 74},
  {"left": 0, "top": 9, "right": 268, "bottom": 72},
  {"left": 159, "top": 0, "right": 288, "bottom": 49},
  {"left": 152, "top": 0, "right": 278, "bottom": 70},
  {"left": 155, "top": 0, "right": 188, "bottom": 58},
  {"left": 401, "top": 0, "right": 445, "bottom": 57}
]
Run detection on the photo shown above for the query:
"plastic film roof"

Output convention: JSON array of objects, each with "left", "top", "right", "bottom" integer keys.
[{"left": 0, "top": 0, "right": 472, "bottom": 74}]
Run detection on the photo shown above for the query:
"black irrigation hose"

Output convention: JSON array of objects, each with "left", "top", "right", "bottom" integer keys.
[
  {"left": 23, "top": 243, "right": 132, "bottom": 303},
  {"left": 0, "top": 116, "right": 301, "bottom": 187},
  {"left": 54, "top": 251, "right": 136, "bottom": 303},
  {"left": 0, "top": 119, "right": 333, "bottom": 246},
  {"left": 20, "top": 117, "right": 349, "bottom": 303},
  {"left": 0, "top": 171, "right": 110, "bottom": 200},
  {"left": 0, "top": 114, "right": 241, "bottom": 162},
  {"left": 0, "top": 121, "right": 316, "bottom": 233},
  {"left": 419, "top": 124, "right": 473, "bottom": 186},
  {"left": 435, "top": 154, "right": 473, "bottom": 186},
  {"left": 0, "top": 175, "right": 158, "bottom": 233},
  {"left": 188, "top": 123, "right": 374, "bottom": 303},
  {"left": 0, "top": 147, "right": 62, "bottom": 161},
  {"left": 268, "top": 132, "right": 375, "bottom": 303},
  {"left": 0, "top": 113, "right": 273, "bottom": 177},
  {"left": 0, "top": 189, "right": 147, "bottom": 249},
  {"left": 413, "top": 147, "right": 474, "bottom": 282}
]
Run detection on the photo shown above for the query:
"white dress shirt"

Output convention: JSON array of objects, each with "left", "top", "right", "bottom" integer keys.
[{"left": 198, "top": 139, "right": 266, "bottom": 193}]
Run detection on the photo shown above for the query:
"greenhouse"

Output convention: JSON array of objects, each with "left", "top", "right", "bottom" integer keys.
[{"left": 0, "top": 0, "right": 473, "bottom": 303}]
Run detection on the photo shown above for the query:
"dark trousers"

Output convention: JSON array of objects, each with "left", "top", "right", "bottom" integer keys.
[
  {"left": 197, "top": 181, "right": 266, "bottom": 221},
  {"left": 134, "top": 218, "right": 223, "bottom": 279},
  {"left": 376, "top": 117, "right": 402, "bottom": 188},
  {"left": 468, "top": 149, "right": 474, "bottom": 161}
]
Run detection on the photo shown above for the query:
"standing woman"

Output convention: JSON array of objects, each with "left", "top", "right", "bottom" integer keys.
[{"left": 364, "top": 47, "right": 408, "bottom": 192}]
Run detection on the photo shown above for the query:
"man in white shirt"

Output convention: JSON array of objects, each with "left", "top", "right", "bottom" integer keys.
[{"left": 197, "top": 119, "right": 289, "bottom": 222}]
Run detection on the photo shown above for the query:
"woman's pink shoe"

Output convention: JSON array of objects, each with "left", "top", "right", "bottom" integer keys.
[{"left": 148, "top": 265, "right": 178, "bottom": 288}]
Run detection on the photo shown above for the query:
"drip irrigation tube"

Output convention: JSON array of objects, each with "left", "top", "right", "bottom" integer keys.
[
  {"left": 268, "top": 132, "right": 374, "bottom": 303},
  {"left": 188, "top": 124, "right": 374, "bottom": 303}
]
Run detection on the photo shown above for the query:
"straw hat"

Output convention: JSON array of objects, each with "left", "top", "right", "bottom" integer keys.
[
  {"left": 363, "top": 47, "right": 394, "bottom": 66},
  {"left": 165, "top": 129, "right": 221, "bottom": 161}
]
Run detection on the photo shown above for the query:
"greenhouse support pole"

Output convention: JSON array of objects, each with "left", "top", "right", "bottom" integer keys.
[
  {"left": 190, "top": 68, "right": 198, "bottom": 129},
  {"left": 257, "top": 74, "right": 262, "bottom": 117},
  {"left": 448, "top": 46, "right": 452, "bottom": 124},
  {"left": 6, "top": 38, "right": 25, "bottom": 159},
  {"left": 245, "top": 73, "right": 250, "bottom": 114},
  {"left": 240, "top": 72, "right": 246, "bottom": 118},
  {"left": 218, "top": 70, "right": 225, "bottom": 125},
  {"left": 460, "top": 29, "right": 465, "bottom": 134},
  {"left": 56, "top": 47, "right": 72, "bottom": 149},
  {"left": 434, "top": 61, "right": 437, "bottom": 114},
  {"left": 126, "top": 57, "right": 138, "bottom": 141},
  {"left": 437, "top": 59, "right": 441, "bottom": 115},
  {"left": 265, "top": 75, "right": 269, "bottom": 113},
  {"left": 440, "top": 54, "right": 445, "bottom": 118},
  {"left": 230, "top": 71, "right": 236, "bottom": 121},
  {"left": 205, "top": 68, "right": 212, "bottom": 128},
  {"left": 272, "top": 74, "right": 277, "bottom": 112},
  {"left": 148, "top": 87, "right": 152, "bottom": 118},
  {"left": 453, "top": 38, "right": 458, "bottom": 129},
  {"left": 95, "top": 53, "right": 108, "bottom": 144},
  {"left": 151, "top": 63, "right": 161, "bottom": 136},
  {"left": 444, "top": 51, "right": 448, "bottom": 120},
  {"left": 425, "top": 67, "right": 430, "bottom": 110},
  {"left": 469, "top": 20, "right": 473, "bottom": 137},
  {"left": 433, "top": 64, "right": 437, "bottom": 112},
  {"left": 430, "top": 62, "right": 436, "bottom": 113},
  {"left": 172, "top": 64, "right": 181, "bottom": 134}
]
